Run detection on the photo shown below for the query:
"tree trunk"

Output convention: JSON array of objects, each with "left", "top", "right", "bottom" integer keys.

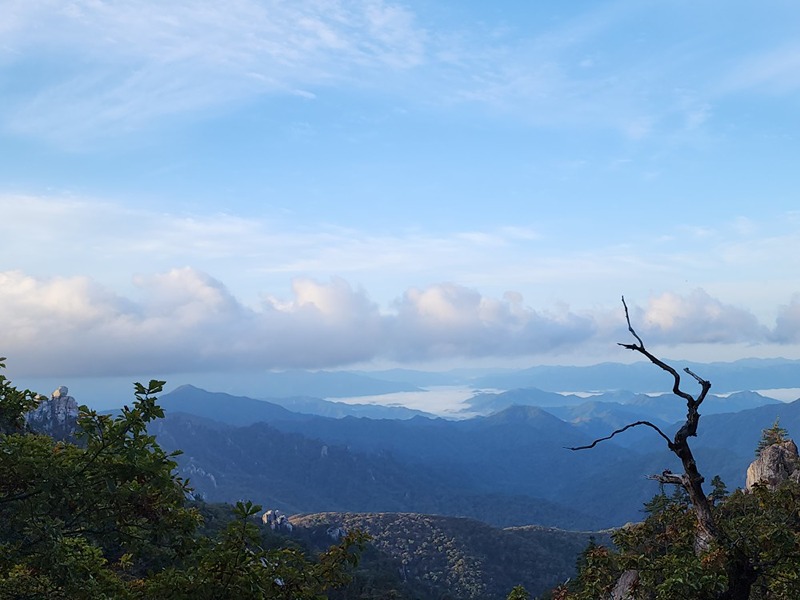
[
  {"left": 720, "top": 557, "right": 758, "bottom": 600},
  {"left": 676, "top": 446, "right": 717, "bottom": 553}
]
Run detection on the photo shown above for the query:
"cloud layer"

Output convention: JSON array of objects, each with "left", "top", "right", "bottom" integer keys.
[{"left": 2, "top": 267, "right": 797, "bottom": 378}]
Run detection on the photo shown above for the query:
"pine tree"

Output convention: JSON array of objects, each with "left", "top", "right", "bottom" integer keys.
[
  {"left": 710, "top": 475, "right": 728, "bottom": 503},
  {"left": 755, "top": 418, "right": 789, "bottom": 456},
  {"left": 506, "top": 584, "right": 530, "bottom": 600}
]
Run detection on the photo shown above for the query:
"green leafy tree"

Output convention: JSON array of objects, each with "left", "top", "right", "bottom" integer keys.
[
  {"left": 0, "top": 365, "right": 364, "bottom": 599},
  {"left": 568, "top": 539, "right": 619, "bottom": 600},
  {"left": 145, "top": 500, "right": 366, "bottom": 599},
  {"left": 1, "top": 379, "right": 197, "bottom": 598},
  {"left": 0, "top": 357, "right": 39, "bottom": 434}
]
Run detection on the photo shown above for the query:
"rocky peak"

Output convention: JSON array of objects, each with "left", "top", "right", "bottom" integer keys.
[
  {"left": 262, "top": 509, "right": 293, "bottom": 532},
  {"left": 745, "top": 439, "right": 800, "bottom": 491},
  {"left": 25, "top": 385, "right": 79, "bottom": 441}
]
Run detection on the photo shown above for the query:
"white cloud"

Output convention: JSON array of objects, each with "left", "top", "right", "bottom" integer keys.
[
  {"left": 3, "top": 267, "right": 798, "bottom": 378},
  {"left": 636, "top": 289, "right": 767, "bottom": 344},
  {"left": 390, "top": 283, "right": 598, "bottom": 360},
  {"left": 0, "top": 269, "right": 603, "bottom": 376},
  {"left": 773, "top": 296, "right": 800, "bottom": 344}
]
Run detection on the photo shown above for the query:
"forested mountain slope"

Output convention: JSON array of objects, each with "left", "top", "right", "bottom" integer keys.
[
  {"left": 292, "top": 512, "right": 611, "bottom": 600},
  {"left": 152, "top": 386, "right": 800, "bottom": 528},
  {"left": 152, "top": 412, "right": 596, "bottom": 529}
]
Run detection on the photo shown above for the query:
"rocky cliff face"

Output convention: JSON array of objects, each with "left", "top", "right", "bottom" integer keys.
[
  {"left": 745, "top": 440, "right": 800, "bottom": 491},
  {"left": 25, "top": 386, "right": 79, "bottom": 441}
]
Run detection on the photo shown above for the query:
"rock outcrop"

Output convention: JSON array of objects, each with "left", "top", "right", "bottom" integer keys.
[
  {"left": 25, "top": 385, "right": 79, "bottom": 441},
  {"left": 745, "top": 439, "right": 800, "bottom": 491},
  {"left": 262, "top": 509, "right": 293, "bottom": 532}
]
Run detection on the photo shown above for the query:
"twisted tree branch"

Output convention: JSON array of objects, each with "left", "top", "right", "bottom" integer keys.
[{"left": 567, "top": 420, "right": 674, "bottom": 451}]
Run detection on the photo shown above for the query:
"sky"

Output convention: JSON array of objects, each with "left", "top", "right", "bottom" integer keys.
[{"left": 3, "top": 0, "right": 800, "bottom": 389}]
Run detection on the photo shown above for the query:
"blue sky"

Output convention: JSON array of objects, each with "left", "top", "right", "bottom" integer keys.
[{"left": 3, "top": 0, "right": 800, "bottom": 381}]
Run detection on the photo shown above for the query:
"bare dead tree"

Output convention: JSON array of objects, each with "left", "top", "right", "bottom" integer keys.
[{"left": 569, "top": 296, "right": 718, "bottom": 552}]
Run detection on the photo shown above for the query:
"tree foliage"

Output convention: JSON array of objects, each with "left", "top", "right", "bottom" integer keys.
[
  {"left": 0, "top": 367, "right": 365, "bottom": 599},
  {"left": 756, "top": 419, "right": 789, "bottom": 457},
  {"left": 506, "top": 584, "right": 530, "bottom": 599},
  {"left": 554, "top": 467, "right": 800, "bottom": 599},
  {"left": 0, "top": 357, "right": 39, "bottom": 435}
]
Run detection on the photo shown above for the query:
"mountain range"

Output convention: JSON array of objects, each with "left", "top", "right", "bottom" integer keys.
[
  {"left": 24, "top": 357, "right": 800, "bottom": 411},
  {"left": 159, "top": 384, "right": 433, "bottom": 422},
  {"left": 149, "top": 381, "right": 794, "bottom": 531},
  {"left": 469, "top": 358, "right": 800, "bottom": 394}
]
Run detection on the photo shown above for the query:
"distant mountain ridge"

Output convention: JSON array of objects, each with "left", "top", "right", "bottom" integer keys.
[
  {"left": 160, "top": 384, "right": 434, "bottom": 422},
  {"left": 160, "top": 385, "right": 306, "bottom": 425},
  {"left": 471, "top": 359, "right": 800, "bottom": 394},
  {"left": 263, "top": 395, "right": 434, "bottom": 419},
  {"left": 22, "top": 357, "right": 800, "bottom": 412},
  {"left": 462, "top": 387, "right": 779, "bottom": 421}
]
